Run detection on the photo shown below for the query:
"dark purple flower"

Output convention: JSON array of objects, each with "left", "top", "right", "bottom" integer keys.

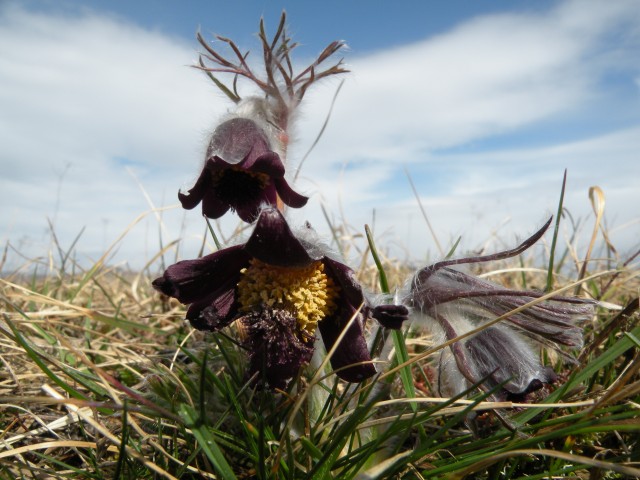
[
  {"left": 153, "top": 206, "right": 408, "bottom": 388},
  {"left": 404, "top": 218, "right": 595, "bottom": 401},
  {"left": 178, "top": 117, "right": 308, "bottom": 223}
]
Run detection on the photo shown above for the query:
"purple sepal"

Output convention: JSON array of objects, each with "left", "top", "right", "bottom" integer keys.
[
  {"left": 318, "top": 307, "right": 377, "bottom": 383},
  {"left": 152, "top": 245, "right": 251, "bottom": 330},
  {"left": 177, "top": 117, "right": 308, "bottom": 223},
  {"left": 244, "top": 207, "right": 315, "bottom": 267},
  {"left": 372, "top": 305, "right": 409, "bottom": 329}
]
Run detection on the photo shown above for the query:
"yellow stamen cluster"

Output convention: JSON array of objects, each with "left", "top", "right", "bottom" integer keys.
[{"left": 237, "top": 258, "right": 338, "bottom": 334}]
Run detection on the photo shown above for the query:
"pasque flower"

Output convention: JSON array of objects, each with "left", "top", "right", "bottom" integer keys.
[
  {"left": 153, "top": 206, "right": 407, "bottom": 388},
  {"left": 404, "top": 218, "right": 595, "bottom": 401},
  {"left": 178, "top": 112, "right": 308, "bottom": 223}
]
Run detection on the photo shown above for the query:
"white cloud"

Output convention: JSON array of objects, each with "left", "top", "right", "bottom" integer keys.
[
  {"left": 296, "top": 0, "right": 639, "bottom": 159},
  {"left": 0, "top": 4, "right": 228, "bottom": 268},
  {"left": 390, "top": 127, "right": 640, "bottom": 260},
  {"left": 291, "top": 0, "right": 640, "bottom": 260},
  {"left": 1, "top": 0, "right": 639, "bottom": 272}
]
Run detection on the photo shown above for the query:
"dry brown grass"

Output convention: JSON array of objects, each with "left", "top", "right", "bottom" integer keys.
[{"left": 1, "top": 203, "right": 639, "bottom": 479}]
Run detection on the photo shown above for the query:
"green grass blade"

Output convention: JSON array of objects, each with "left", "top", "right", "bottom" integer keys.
[
  {"left": 2, "top": 313, "right": 86, "bottom": 400},
  {"left": 205, "top": 216, "right": 222, "bottom": 250},
  {"left": 364, "top": 225, "right": 417, "bottom": 407},
  {"left": 515, "top": 322, "right": 640, "bottom": 426},
  {"left": 178, "top": 404, "right": 238, "bottom": 480},
  {"left": 112, "top": 399, "right": 130, "bottom": 479},
  {"left": 546, "top": 169, "right": 567, "bottom": 292}
]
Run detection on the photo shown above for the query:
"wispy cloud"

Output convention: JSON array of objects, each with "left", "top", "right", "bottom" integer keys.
[
  {"left": 1, "top": 0, "right": 638, "bottom": 271},
  {"left": 0, "top": 4, "right": 227, "bottom": 266},
  {"left": 293, "top": 0, "right": 640, "bottom": 258},
  {"left": 297, "top": 0, "right": 639, "bottom": 157}
]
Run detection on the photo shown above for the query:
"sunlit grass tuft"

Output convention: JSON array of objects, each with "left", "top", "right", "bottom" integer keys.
[{"left": 1, "top": 195, "right": 639, "bottom": 479}]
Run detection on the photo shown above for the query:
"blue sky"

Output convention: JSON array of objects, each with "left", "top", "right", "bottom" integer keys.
[
  {"left": 1, "top": 0, "right": 639, "bottom": 271},
  {"left": 30, "top": 0, "right": 557, "bottom": 53}
]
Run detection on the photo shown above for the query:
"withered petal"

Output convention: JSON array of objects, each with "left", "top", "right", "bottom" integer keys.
[
  {"left": 464, "top": 327, "right": 556, "bottom": 399},
  {"left": 244, "top": 308, "right": 315, "bottom": 389},
  {"left": 411, "top": 266, "right": 592, "bottom": 348}
]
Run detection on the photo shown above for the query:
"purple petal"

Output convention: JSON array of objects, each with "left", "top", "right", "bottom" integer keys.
[
  {"left": 234, "top": 189, "right": 273, "bottom": 223},
  {"left": 244, "top": 207, "right": 314, "bottom": 267},
  {"left": 178, "top": 165, "right": 211, "bottom": 210},
  {"left": 318, "top": 308, "right": 377, "bottom": 382},
  {"left": 316, "top": 248, "right": 378, "bottom": 381},
  {"left": 187, "top": 287, "right": 238, "bottom": 331},
  {"left": 208, "top": 117, "right": 271, "bottom": 166},
  {"left": 206, "top": 155, "right": 234, "bottom": 169},
  {"left": 179, "top": 158, "right": 230, "bottom": 216},
  {"left": 201, "top": 189, "right": 231, "bottom": 219},
  {"left": 323, "top": 257, "right": 366, "bottom": 309},
  {"left": 274, "top": 178, "right": 309, "bottom": 209},
  {"left": 199, "top": 155, "right": 279, "bottom": 221},
  {"left": 245, "top": 151, "right": 285, "bottom": 177},
  {"left": 152, "top": 245, "right": 250, "bottom": 304}
]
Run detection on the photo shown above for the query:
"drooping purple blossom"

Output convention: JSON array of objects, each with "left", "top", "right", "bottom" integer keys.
[
  {"left": 404, "top": 218, "right": 595, "bottom": 401},
  {"left": 153, "top": 206, "right": 407, "bottom": 388},
  {"left": 178, "top": 116, "right": 308, "bottom": 223}
]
